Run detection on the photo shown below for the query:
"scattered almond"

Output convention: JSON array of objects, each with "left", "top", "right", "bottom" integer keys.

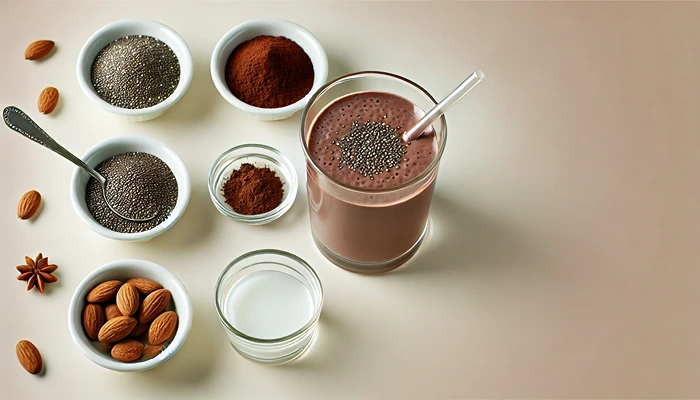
[
  {"left": 138, "top": 289, "right": 171, "bottom": 323},
  {"left": 16, "top": 340, "right": 42, "bottom": 374},
  {"left": 129, "top": 322, "right": 149, "bottom": 337},
  {"left": 17, "top": 190, "right": 41, "bottom": 220},
  {"left": 87, "top": 280, "right": 122, "bottom": 303},
  {"left": 126, "top": 278, "right": 163, "bottom": 295},
  {"left": 38, "top": 87, "right": 59, "bottom": 114},
  {"left": 148, "top": 311, "right": 178, "bottom": 345},
  {"left": 142, "top": 344, "right": 164, "bottom": 359},
  {"left": 105, "top": 304, "right": 123, "bottom": 320},
  {"left": 97, "top": 316, "right": 137, "bottom": 343},
  {"left": 111, "top": 339, "right": 144, "bottom": 362},
  {"left": 116, "top": 283, "right": 139, "bottom": 317},
  {"left": 24, "top": 40, "right": 55, "bottom": 60},
  {"left": 82, "top": 303, "right": 105, "bottom": 340}
]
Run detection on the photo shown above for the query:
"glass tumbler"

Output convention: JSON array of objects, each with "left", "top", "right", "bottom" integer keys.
[
  {"left": 300, "top": 71, "right": 447, "bottom": 274},
  {"left": 215, "top": 249, "right": 323, "bottom": 365}
]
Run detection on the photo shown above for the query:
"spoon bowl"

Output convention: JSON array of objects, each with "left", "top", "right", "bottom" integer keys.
[{"left": 3, "top": 106, "right": 157, "bottom": 222}]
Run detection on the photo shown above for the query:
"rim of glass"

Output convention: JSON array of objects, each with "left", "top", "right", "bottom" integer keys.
[
  {"left": 299, "top": 70, "right": 448, "bottom": 195},
  {"left": 207, "top": 144, "right": 298, "bottom": 222},
  {"left": 214, "top": 249, "right": 323, "bottom": 344}
]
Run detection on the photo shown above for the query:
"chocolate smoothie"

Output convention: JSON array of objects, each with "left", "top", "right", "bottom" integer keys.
[{"left": 307, "top": 91, "right": 438, "bottom": 268}]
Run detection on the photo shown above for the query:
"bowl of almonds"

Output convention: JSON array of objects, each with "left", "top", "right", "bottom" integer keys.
[{"left": 68, "top": 259, "right": 192, "bottom": 371}]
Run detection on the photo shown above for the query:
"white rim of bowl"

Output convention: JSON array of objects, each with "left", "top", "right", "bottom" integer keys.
[
  {"left": 210, "top": 19, "right": 328, "bottom": 115},
  {"left": 76, "top": 19, "right": 193, "bottom": 116},
  {"left": 67, "top": 259, "right": 193, "bottom": 372},
  {"left": 208, "top": 143, "right": 298, "bottom": 223},
  {"left": 69, "top": 135, "right": 191, "bottom": 241}
]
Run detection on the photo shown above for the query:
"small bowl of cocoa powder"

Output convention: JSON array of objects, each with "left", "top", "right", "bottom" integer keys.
[
  {"left": 208, "top": 144, "right": 298, "bottom": 225},
  {"left": 210, "top": 19, "right": 328, "bottom": 121}
]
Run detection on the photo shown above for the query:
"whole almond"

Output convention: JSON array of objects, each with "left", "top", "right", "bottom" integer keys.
[
  {"left": 38, "top": 86, "right": 59, "bottom": 114},
  {"left": 17, "top": 190, "right": 41, "bottom": 220},
  {"left": 138, "top": 289, "right": 171, "bottom": 323},
  {"left": 116, "top": 283, "right": 139, "bottom": 317},
  {"left": 105, "top": 304, "right": 123, "bottom": 320},
  {"left": 148, "top": 311, "right": 178, "bottom": 345},
  {"left": 82, "top": 303, "right": 105, "bottom": 340},
  {"left": 129, "top": 322, "right": 149, "bottom": 337},
  {"left": 126, "top": 278, "right": 163, "bottom": 295},
  {"left": 87, "top": 280, "right": 122, "bottom": 303},
  {"left": 24, "top": 40, "right": 54, "bottom": 60},
  {"left": 98, "top": 316, "right": 137, "bottom": 343},
  {"left": 111, "top": 339, "right": 144, "bottom": 362},
  {"left": 16, "top": 340, "right": 42, "bottom": 374},
  {"left": 142, "top": 344, "right": 164, "bottom": 359}
]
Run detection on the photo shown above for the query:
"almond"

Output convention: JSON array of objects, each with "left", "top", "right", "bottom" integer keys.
[
  {"left": 111, "top": 339, "right": 144, "bottom": 362},
  {"left": 142, "top": 344, "right": 164, "bottom": 359},
  {"left": 126, "top": 278, "right": 163, "bottom": 295},
  {"left": 105, "top": 304, "right": 123, "bottom": 320},
  {"left": 138, "top": 289, "right": 171, "bottom": 323},
  {"left": 129, "top": 322, "right": 149, "bottom": 337},
  {"left": 148, "top": 311, "right": 178, "bottom": 345},
  {"left": 38, "top": 86, "right": 59, "bottom": 114},
  {"left": 24, "top": 40, "right": 55, "bottom": 60},
  {"left": 82, "top": 303, "right": 105, "bottom": 340},
  {"left": 16, "top": 340, "right": 42, "bottom": 374},
  {"left": 17, "top": 190, "right": 41, "bottom": 220},
  {"left": 98, "top": 316, "right": 137, "bottom": 343},
  {"left": 87, "top": 280, "right": 122, "bottom": 303},
  {"left": 116, "top": 283, "right": 139, "bottom": 317}
]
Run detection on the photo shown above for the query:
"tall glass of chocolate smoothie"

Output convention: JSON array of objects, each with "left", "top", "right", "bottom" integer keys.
[{"left": 301, "top": 72, "right": 447, "bottom": 274}]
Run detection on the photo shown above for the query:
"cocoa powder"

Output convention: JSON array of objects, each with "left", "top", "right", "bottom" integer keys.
[
  {"left": 223, "top": 164, "right": 284, "bottom": 215},
  {"left": 225, "top": 35, "right": 314, "bottom": 108}
]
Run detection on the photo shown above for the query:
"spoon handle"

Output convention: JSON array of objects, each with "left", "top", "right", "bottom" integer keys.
[
  {"left": 3, "top": 106, "right": 104, "bottom": 183},
  {"left": 403, "top": 70, "right": 485, "bottom": 142}
]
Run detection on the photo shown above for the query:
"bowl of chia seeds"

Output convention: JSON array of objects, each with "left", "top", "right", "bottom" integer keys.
[
  {"left": 70, "top": 136, "right": 191, "bottom": 241},
  {"left": 77, "top": 19, "right": 193, "bottom": 121}
]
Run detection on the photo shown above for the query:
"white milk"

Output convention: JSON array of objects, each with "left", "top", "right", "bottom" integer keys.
[{"left": 224, "top": 270, "right": 314, "bottom": 339}]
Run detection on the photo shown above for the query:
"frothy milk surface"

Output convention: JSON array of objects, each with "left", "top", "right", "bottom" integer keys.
[{"left": 224, "top": 270, "right": 314, "bottom": 339}]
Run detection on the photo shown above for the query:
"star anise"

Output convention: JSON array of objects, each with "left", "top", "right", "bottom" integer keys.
[{"left": 16, "top": 253, "right": 58, "bottom": 293}]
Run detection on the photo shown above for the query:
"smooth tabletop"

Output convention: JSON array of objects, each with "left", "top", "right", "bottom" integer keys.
[{"left": 1, "top": 1, "right": 699, "bottom": 399}]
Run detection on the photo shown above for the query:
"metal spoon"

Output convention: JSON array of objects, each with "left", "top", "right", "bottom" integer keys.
[{"left": 3, "top": 106, "right": 157, "bottom": 222}]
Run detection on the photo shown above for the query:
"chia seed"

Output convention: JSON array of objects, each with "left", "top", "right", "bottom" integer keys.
[
  {"left": 85, "top": 152, "right": 178, "bottom": 233},
  {"left": 91, "top": 35, "right": 180, "bottom": 109},
  {"left": 334, "top": 120, "right": 407, "bottom": 179}
]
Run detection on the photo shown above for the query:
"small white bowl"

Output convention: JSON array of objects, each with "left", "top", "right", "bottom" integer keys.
[
  {"left": 68, "top": 259, "right": 192, "bottom": 372},
  {"left": 69, "top": 135, "right": 191, "bottom": 242},
  {"left": 211, "top": 19, "right": 328, "bottom": 121},
  {"left": 77, "top": 19, "right": 193, "bottom": 122}
]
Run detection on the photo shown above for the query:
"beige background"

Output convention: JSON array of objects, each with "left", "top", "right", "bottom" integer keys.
[{"left": 1, "top": 1, "right": 699, "bottom": 399}]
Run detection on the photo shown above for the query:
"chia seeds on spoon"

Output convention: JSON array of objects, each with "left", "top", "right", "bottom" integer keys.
[
  {"left": 86, "top": 152, "right": 178, "bottom": 233},
  {"left": 91, "top": 35, "right": 180, "bottom": 109},
  {"left": 333, "top": 120, "right": 407, "bottom": 179}
]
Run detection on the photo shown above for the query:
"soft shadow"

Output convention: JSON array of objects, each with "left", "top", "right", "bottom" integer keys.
[
  {"left": 135, "top": 304, "right": 220, "bottom": 385},
  {"left": 149, "top": 179, "right": 216, "bottom": 248},
  {"left": 260, "top": 185, "right": 308, "bottom": 231},
  {"left": 391, "top": 193, "right": 531, "bottom": 277},
  {"left": 326, "top": 52, "right": 354, "bottom": 81},
  {"left": 150, "top": 55, "right": 218, "bottom": 127},
  {"left": 277, "top": 308, "right": 354, "bottom": 372}
]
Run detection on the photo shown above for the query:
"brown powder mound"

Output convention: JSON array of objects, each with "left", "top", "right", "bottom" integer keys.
[
  {"left": 223, "top": 163, "right": 284, "bottom": 215},
  {"left": 225, "top": 35, "right": 314, "bottom": 108}
]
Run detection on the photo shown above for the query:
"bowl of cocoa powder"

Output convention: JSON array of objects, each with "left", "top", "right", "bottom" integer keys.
[
  {"left": 210, "top": 19, "right": 328, "bottom": 121},
  {"left": 208, "top": 144, "right": 298, "bottom": 225}
]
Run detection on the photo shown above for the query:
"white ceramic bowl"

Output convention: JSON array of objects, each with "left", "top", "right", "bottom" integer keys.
[
  {"left": 69, "top": 135, "right": 190, "bottom": 242},
  {"left": 68, "top": 259, "right": 192, "bottom": 372},
  {"left": 77, "top": 19, "right": 193, "bottom": 121},
  {"left": 211, "top": 19, "right": 328, "bottom": 121}
]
